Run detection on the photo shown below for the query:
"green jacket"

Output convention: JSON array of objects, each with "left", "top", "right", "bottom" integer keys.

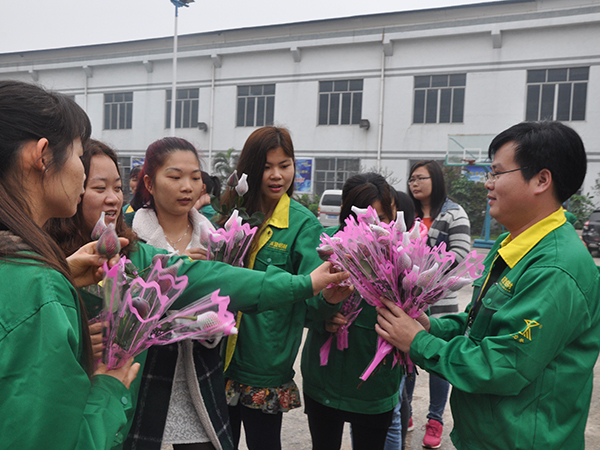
[
  {"left": 225, "top": 195, "right": 337, "bottom": 388},
  {"left": 98, "top": 241, "right": 315, "bottom": 448},
  {"left": 410, "top": 210, "right": 600, "bottom": 450},
  {"left": 301, "top": 225, "right": 402, "bottom": 415},
  {"left": 0, "top": 256, "right": 133, "bottom": 450}
]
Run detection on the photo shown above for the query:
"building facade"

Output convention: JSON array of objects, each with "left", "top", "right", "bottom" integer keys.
[{"left": 1, "top": 0, "right": 599, "bottom": 198}]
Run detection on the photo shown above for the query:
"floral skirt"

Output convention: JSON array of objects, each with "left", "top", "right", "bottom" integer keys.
[{"left": 225, "top": 378, "right": 301, "bottom": 414}]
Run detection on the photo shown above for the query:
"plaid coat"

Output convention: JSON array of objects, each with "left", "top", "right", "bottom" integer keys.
[{"left": 124, "top": 341, "right": 234, "bottom": 450}]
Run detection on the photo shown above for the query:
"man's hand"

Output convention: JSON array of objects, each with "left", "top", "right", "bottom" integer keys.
[
  {"left": 375, "top": 297, "right": 426, "bottom": 353},
  {"left": 67, "top": 238, "right": 129, "bottom": 287}
]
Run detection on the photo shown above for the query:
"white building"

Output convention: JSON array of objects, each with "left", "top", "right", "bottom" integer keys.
[{"left": 1, "top": 0, "right": 599, "bottom": 197}]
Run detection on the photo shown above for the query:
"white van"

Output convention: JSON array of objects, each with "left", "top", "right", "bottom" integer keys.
[{"left": 318, "top": 189, "right": 343, "bottom": 227}]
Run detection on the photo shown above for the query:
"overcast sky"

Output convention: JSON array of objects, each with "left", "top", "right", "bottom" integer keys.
[{"left": 0, "top": 0, "right": 504, "bottom": 54}]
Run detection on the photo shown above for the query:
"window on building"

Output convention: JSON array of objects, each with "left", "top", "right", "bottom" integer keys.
[
  {"left": 413, "top": 74, "right": 466, "bottom": 124},
  {"left": 314, "top": 158, "right": 360, "bottom": 195},
  {"left": 236, "top": 84, "right": 275, "bottom": 127},
  {"left": 165, "top": 88, "right": 199, "bottom": 129},
  {"left": 104, "top": 92, "right": 133, "bottom": 130},
  {"left": 318, "top": 80, "right": 363, "bottom": 125},
  {"left": 525, "top": 67, "right": 588, "bottom": 121}
]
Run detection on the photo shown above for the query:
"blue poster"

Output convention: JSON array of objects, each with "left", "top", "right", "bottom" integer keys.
[{"left": 295, "top": 158, "right": 313, "bottom": 194}]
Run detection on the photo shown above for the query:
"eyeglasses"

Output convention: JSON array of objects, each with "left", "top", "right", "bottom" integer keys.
[
  {"left": 485, "top": 167, "right": 528, "bottom": 183},
  {"left": 408, "top": 176, "right": 431, "bottom": 185}
]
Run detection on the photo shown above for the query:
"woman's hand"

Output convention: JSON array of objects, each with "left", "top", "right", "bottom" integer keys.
[
  {"left": 93, "top": 358, "right": 140, "bottom": 389},
  {"left": 67, "top": 238, "right": 129, "bottom": 287},
  {"left": 183, "top": 247, "right": 208, "bottom": 261},
  {"left": 310, "top": 262, "right": 350, "bottom": 296},
  {"left": 375, "top": 297, "right": 426, "bottom": 353},
  {"left": 322, "top": 282, "right": 353, "bottom": 305},
  {"left": 89, "top": 321, "right": 105, "bottom": 361},
  {"left": 325, "top": 312, "right": 348, "bottom": 333}
]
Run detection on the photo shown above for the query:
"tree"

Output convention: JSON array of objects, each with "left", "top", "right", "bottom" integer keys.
[
  {"left": 566, "top": 193, "right": 595, "bottom": 229},
  {"left": 212, "top": 148, "right": 239, "bottom": 188},
  {"left": 444, "top": 166, "right": 489, "bottom": 238},
  {"left": 360, "top": 164, "right": 402, "bottom": 187}
]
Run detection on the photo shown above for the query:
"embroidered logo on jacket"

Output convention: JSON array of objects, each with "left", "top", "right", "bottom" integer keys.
[
  {"left": 268, "top": 241, "right": 288, "bottom": 252},
  {"left": 499, "top": 276, "right": 513, "bottom": 293},
  {"left": 511, "top": 319, "right": 541, "bottom": 343}
]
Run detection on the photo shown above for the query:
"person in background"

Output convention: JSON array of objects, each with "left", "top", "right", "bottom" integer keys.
[
  {"left": 46, "top": 138, "right": 351, "bottom": 450},
  {"left": 0, "top": 79, "right": 140, "bottom": 449},
  {"left": 376, "top": 121, "right": 600, "bottom": 450},
  {"left": 123, "top": 165, "right": 141, "bottom": 214},
  {"left": 301, "top": 173, "right": 411, "bottom": 450},
  {"left": 405, "top": 160, "right": 471, "bottom": 449},
  {"left": 221, "top": 126, "right": 336, "bottom": 450}
]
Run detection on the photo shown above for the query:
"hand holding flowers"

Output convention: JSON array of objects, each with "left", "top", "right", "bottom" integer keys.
[{"left": 317, "top": 205, "right": 484, "bottom": 379}]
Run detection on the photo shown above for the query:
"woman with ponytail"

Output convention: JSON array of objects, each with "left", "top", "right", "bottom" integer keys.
[{"left": 0, "top": 80, "right": 140, "bottom": 449}]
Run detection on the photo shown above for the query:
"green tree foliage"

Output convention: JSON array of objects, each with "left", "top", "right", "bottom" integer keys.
[
  {"left": 295, "top": 193, "right": 320, "bottom": 217},
  {"left": 566, "top": 193, "right": 595, "bottom": 229},
  {"left": 443, "top": 167, "right": 489, "bottom": 237},
  {"left": 212, "top": 148, "right": 239, "bottom": 188}
]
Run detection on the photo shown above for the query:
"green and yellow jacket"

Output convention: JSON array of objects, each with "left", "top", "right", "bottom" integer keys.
[
  {"left": 224, "top": 194, "right": 337, "bottom": 388},
  {"left": 410, "top": 209, "right": 600, "bottom": 450}
]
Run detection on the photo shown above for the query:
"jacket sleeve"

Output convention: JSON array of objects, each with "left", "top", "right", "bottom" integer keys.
[
  {"left": 129, "top": 242, "right": 315, "bottom": 314},
  {"left": 410, "top": 266, "right": 591, "bottom": 396},
  {"left": 173, "top": 259, "right": 314, "bottom": 313},
  {"left": 0, "top": 272, "right": 131, "bottom": 450}
]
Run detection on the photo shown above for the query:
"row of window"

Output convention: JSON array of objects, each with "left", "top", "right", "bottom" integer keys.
[{"left": 103, "top": 67, "right": 589, "bottom": 130}]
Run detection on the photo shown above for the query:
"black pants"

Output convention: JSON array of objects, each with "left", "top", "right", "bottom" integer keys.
[
  {"left": 304, "top": 394, "right": 394, "bottom": 450},
  {"left": 228, "top": 403, "right": 283, "bottom": 450}
]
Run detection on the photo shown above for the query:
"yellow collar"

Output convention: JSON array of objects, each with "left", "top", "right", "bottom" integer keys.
[
  {"left": 498, "top": 207, "right": 566, "bottom": 268},
  {"left": 265, "top": 193, "right": 290, "bottom": 229}
]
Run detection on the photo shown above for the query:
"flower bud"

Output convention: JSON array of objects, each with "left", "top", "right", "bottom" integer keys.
[
  {"left": 91, "top": 211, "right": 107, "bottom": 240},
  {"left": 227, "top": 170, "right": 239, "bottom": 187},
  {"left": 97, "top": 223, "right": 121, "bottom": 258},
  {"left": 235, "top": 173, "right": 249, "bottom": 196},
  {"left": 316, "top": 244, "right": 334, "bottom": 261},
  {"left": 224, "top": 209, "right": 241, "bottom": 231},
  {"left": 130, "top": 297, "right": 150, "bottom": 318}
]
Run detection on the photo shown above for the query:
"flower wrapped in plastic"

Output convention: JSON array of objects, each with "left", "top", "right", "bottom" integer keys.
[
  {"left": 317, "top": 206, "right": 485, "bottom": 380},
  {"left": 318, "top": 290, "right": 363, "bottom": 366},
  {"left": 200, "top": 209, "right": 258, "bottom": 267},
  {"left": 101, "top": 254, "right": 237, "bottom": 369}
]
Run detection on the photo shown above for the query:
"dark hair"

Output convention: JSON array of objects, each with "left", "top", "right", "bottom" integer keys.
[
  {"left": 221, "top": 126, "right": 295, "bottom": 223},
  {"left": 45, "top": 139, "right": 138, "bottom": 257},
  {"left": 390, "top": 186, "right": 416, "bottom": 230},
  {"left": 131, "top": 137, "right": 201, "bottom": 211},
  {"left": 339, "top": 173, "right": 394, "bottom": 228},
  {"left": 0, "top": 80, "right": 93, "bottom": 374},
  {"left": 489, "top": 121, "right": 586, "bottom": 203},
  {"left": 408, "top": 160, "right": 447, "bottom": 219},
  {"left": 201, "top": 171, "right": 221, "bottom": 197},
  {"left": 129, "top": 165, "right": 142, "bottom": 179}
]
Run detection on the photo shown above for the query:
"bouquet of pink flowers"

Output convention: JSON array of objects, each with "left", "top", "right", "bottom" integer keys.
[
  {"left": 101, "top": 254, "right": 237, "bottom": 370},
  {"left": 199, "top": 209, "right": 258, "bottom": 267},
  {"left": 317, "top": 206, "right": 485, "bottom": 380}
]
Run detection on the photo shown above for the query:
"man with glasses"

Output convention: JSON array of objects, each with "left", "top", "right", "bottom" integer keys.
[{"left": 376, "top": 121, "right": 600, "bottom": 450}]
